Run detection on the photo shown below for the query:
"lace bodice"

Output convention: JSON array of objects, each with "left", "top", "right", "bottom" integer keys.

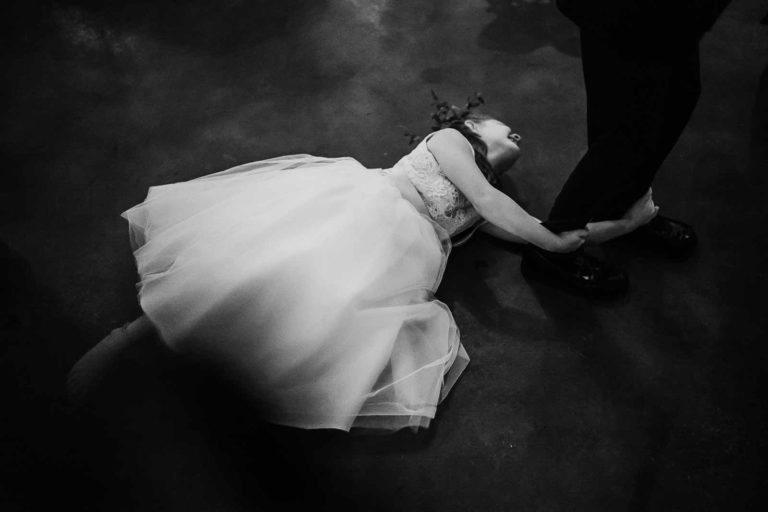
[{"left": 382, "top": 136, "right": 482, "bottom": 237}]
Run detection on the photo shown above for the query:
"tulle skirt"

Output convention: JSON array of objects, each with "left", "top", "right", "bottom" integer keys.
[{"left": 122, "top": 154, "right": 468, "bottom": 431}]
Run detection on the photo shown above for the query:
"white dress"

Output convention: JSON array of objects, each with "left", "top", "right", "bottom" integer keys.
[{"left": 123, "top": 137, "right": 483, "bottom": 431}]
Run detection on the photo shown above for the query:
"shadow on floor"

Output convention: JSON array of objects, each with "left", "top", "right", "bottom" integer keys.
[
  {"left": 68, "top": 334, "right": 449, "bottom": 512},
  {"left": 1, "top": 241, "right": 97, "bottom": 511},
  {"left": 478, "top": 0, "right": 580, "bottom": 57}
]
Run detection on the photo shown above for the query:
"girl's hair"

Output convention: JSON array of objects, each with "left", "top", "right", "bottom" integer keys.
[
  {"left": 440, "top": 112, "right": 498, "bottom": 184},
  {"left": 424, "top": 92, "right": 499, "bottom": 184}
]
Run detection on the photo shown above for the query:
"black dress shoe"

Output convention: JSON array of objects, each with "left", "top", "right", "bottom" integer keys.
[
  {"left": 627, "top": 215, "right": 697, "bottom": 255},
  {"left": 521, "top": 246, "right": 629, "bottom": 296}
]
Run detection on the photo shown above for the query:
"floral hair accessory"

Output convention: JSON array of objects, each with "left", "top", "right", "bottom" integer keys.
[
  {"left": 403, "top": 90, "right": 485, "bottom": 146},
  {"left": 429, "top": 90, "right": 485, "bottom": 132}
]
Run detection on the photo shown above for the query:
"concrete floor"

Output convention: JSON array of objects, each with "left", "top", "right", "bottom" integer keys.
[{"left": 2, "top": 1, "right": 767, "bottom": 510}]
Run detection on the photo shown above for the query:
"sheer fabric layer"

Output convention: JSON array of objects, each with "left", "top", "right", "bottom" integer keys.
[{"left": 123, "top": 155, "right": 468, "bottom": 431}]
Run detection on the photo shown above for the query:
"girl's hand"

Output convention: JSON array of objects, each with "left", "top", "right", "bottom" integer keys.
[
  {"left": 623, "top": 189, "right": 659, "bottom": 228},
  {"left": 545, "top": 228, "right": 589, "bottom": 253}
]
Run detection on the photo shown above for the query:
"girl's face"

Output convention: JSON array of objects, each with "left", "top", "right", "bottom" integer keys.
[{"left": 469, "top": 119, "right": 522, "bottom": 169}]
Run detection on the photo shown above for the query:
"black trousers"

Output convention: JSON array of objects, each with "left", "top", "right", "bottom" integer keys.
[{"left": 545, "top": 31, "right": 701, "bottom": 231}]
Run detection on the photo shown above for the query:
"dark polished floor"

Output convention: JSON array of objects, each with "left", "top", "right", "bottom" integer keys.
[{"left": 2, "top": 1, "right": 767, "bottom": 511}]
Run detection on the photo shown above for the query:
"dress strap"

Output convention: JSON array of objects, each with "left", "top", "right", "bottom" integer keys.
[{"left": 423, "top": 131, "right": 475, "bottom": 156}]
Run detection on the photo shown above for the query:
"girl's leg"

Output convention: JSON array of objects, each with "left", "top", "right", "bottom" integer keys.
[{"left": 67, "top": 315, "right": 156, "bottom": 403}]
